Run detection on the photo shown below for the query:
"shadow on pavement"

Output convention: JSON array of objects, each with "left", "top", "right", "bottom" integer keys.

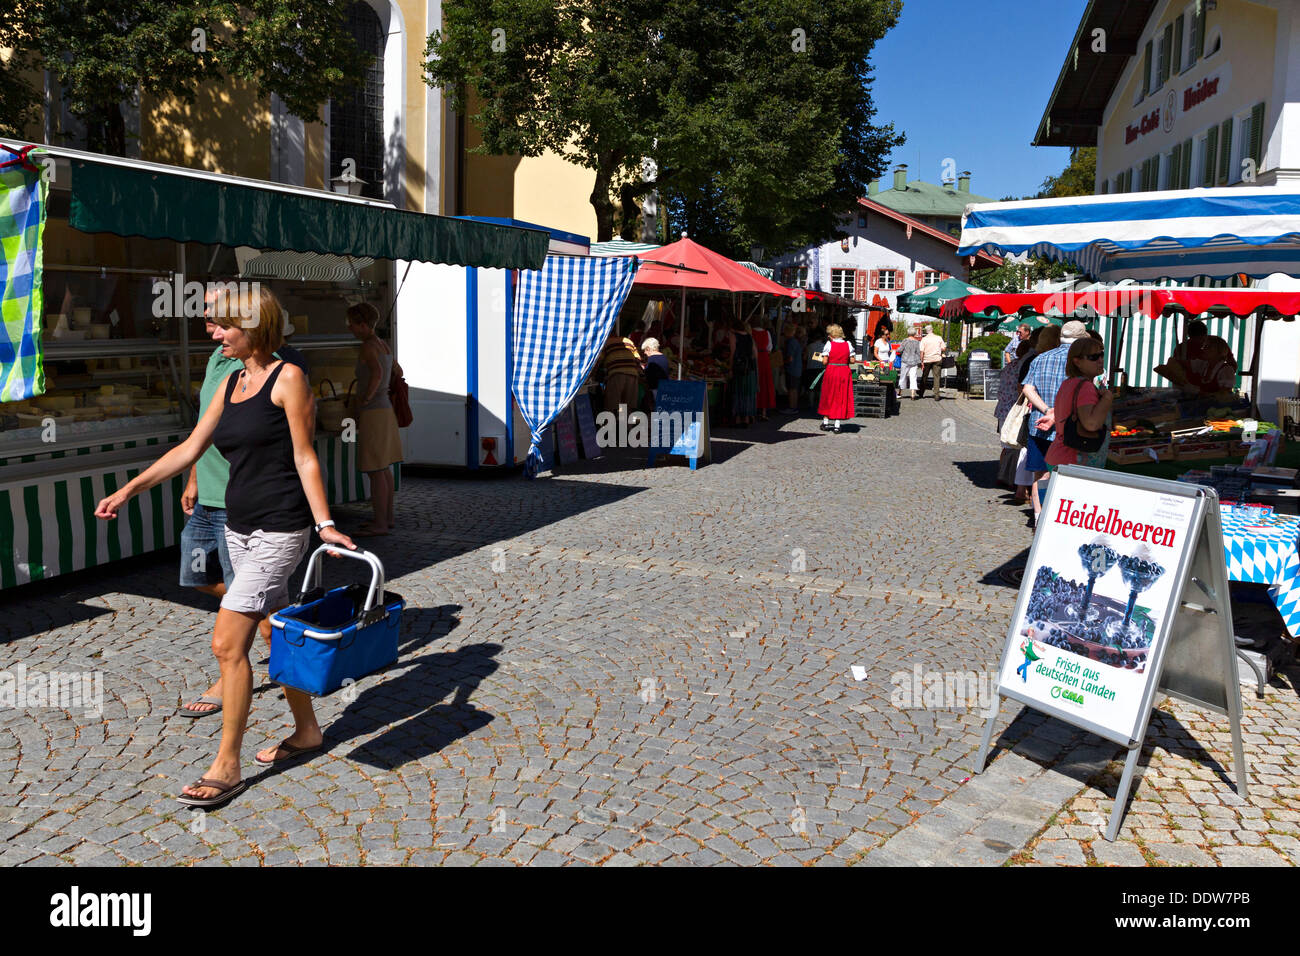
[
  {"left": 327, "top": 640, "right": 502, "bottom": 771},
  {"left": 952, "top": 458, "right": 1003, "bottom": 490},
  {"left": 980, "top": 547, "right": 1031, "bottom": 590}
]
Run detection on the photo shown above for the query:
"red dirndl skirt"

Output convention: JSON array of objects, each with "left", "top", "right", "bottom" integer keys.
[{"left": 818, "top": 364, "right": 854, "bottom": 419}]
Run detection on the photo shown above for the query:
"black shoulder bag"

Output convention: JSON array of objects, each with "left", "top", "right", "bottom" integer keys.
[{"left": 1062, "top": 378, "right": 1104, "bottom": 452}]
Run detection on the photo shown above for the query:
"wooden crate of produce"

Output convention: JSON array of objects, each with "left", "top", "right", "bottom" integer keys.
[{"left": 1108, "top": 443, "right": 1173, "bottom": 465}]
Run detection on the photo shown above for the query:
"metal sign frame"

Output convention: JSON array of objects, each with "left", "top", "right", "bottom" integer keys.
[{"left": 974, "top": 465, "right": 1247, "bottom": 841}]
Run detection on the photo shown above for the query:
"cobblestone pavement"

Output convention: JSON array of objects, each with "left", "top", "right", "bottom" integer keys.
[
  {"left": 1009, "top": 666, "right": 1300, "bottom": 867},
  {"left": 1, "top": 396, "right": 1291, "bottom": 865}
]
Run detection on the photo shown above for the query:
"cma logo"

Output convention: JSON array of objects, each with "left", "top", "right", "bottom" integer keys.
[
  {"left": 1050, "top": 685, "right": 1085, "bottom": 707},
  {"left": 49, "top": 886, "right": 152, "bottom": 936}
]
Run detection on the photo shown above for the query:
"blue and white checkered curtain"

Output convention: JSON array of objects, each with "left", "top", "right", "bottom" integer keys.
[{"left": 512, "top": 255, "right": 640, "bottom": 476}]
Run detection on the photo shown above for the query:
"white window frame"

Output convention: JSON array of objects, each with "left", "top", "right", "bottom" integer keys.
[
  {"left": 829, "top": 268, "right": 854, "bottom": 298},
  {"left": 1195, "top": 130, "right": 1211, "bottom": 188},
  {"left": 878, "top": 269, "right": 898, "bottom": 291},
  {"left": 919, "top": 270, "right": 941, "bottom": 287}
]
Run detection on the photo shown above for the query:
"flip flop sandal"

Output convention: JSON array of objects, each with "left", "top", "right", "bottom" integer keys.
[
  {"left": 178, "top": 694, "right": 223, "bottom": 718},
  {"left": 254, "top": 740, "right": 323, "bottom": 767},
  {"left": 177, "top": 777, "right": 247, "bottom": 808}
]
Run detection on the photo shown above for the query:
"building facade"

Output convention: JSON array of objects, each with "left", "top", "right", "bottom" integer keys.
[
  {"left": 1037, "top": 0, "right": 1299, "bottom": 192},
  {"left": 24, "top": 0, "right": 597, "bottom": 237},
  {"left": 770, "top": 197, "right": 1001, "bottom": 326}
]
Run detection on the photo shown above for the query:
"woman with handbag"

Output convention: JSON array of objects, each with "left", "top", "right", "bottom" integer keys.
[
  {"left": 1046, "top": 338, "right": 1114, "bottom": 468},
  {"left": 347, "top": 302, "right": 404, "bottom": 536},
  {"left": 995, "top": 339, "right": 1034, "bottom": 494}
]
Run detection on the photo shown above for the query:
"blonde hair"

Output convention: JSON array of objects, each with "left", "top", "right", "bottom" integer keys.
[
  {"left": 826, "top": 323, "right": 844, "bottom": 339},
  {"left": 211, "top": 283, "right": 283, "bottom": 356}
]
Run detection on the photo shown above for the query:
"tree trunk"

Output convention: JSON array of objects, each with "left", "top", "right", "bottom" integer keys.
[{"left": 590, "top": 161, "right": 616, "bottom": 243}]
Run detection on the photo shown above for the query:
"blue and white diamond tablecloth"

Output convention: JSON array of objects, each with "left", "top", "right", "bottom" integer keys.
[{"left": 1220, "top": 505, "right": 1300, "bottom": 637}]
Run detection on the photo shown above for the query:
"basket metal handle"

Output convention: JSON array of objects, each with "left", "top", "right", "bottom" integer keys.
[{"left": 298, "top": 544, "right": 386, "bottom": 616}]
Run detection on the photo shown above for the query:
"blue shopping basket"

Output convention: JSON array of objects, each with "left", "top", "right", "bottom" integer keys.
[{"left": 268, "top": 546, "right": 405, "bottom": 696}]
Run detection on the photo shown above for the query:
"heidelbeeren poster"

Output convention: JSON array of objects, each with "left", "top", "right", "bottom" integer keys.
[{"left": 1001, "top": 471, "right": 1198, "bottom": 741}]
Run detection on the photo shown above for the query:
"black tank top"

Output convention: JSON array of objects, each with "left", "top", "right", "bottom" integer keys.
[{"left": 211, "top": 361, "right": 312, "bottom": 534}]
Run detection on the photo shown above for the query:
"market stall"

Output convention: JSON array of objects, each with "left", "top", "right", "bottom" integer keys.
[{"left": 0, "top": 141, "right": 547, "bottom": 588}]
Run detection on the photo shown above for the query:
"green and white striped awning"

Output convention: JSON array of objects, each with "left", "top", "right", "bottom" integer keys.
[{"left": 590, "top": 238, "right": 660, "bottom": 257}]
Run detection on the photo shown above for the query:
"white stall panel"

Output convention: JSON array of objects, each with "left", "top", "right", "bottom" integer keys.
[{"left": 397, "top": 260, "right": 470, "bottom": 466}]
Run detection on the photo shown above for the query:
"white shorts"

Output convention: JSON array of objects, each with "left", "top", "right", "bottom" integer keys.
[{"left": 221, "top": 527, "right": 312, "bottom": 615}]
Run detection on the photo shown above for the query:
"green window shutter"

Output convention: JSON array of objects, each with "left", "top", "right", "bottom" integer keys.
[
  {"left": 1218, "top": 118, "right": 1233, "bottom": 184},
  {"left": 1100, "top": 179, "right": 1109, "bottom": 195},
  {"left": 1173, "top": 15, "right": 1184, "bottom": 74},
  {"left": 1190, "top": 1, "right": 1204, "bottom": 65},
  {"left": 1158, "top": 24, "right": 1173, "bottom": 86},
  {"left": 1204, "top": 126, "right": 1218, "bottom": 186},
  {"left": 1168, "top": 145, "right": 1180, "bottom": 190},
  {"left": 1180, "top": 138, "right": 1193, "bottom": 189},
  {"left": 1142, "top": 41, "right": 1152, "bottom": 97},
  {"left": 1250, "top": 101, "right": 1266, "bottom": 167}
]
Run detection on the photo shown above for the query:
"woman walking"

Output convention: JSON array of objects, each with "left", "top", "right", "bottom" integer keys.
[
  {"left": 347, "top": 302, "right": 404, "bottom": 536},
  {"left": 95, "top": 287, "right": 356, "bottom": 808},
  {"left": 817, "top": 323, "right": 858, "bottom": 432},
  {"left": 994, "top": 339, "right": 1034, "bottom": 493}
]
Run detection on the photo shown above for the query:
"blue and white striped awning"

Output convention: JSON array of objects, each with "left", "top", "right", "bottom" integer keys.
[
  {"left": 957, "top": 187, "right": 1300, "bottom": 283},
  {"left": 512, "top": 254, "right": 640, "bottom": 476}
]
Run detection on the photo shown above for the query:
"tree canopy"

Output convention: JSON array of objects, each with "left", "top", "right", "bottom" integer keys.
[
  {"left": 0, "top": 1, "right": 368, "bottom": 155},
  {"left": 426, "top": 0, "right": 904, "bottom": 248}
]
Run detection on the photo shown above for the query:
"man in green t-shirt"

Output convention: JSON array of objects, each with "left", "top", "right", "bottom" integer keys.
[{"left": 177, "top": 304, "right": 308, "bottom": 717}]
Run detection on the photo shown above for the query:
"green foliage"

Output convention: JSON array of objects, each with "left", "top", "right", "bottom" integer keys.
[
  {"left": 960, "top": 333, "right": 1009, "bottom": 367},
  {"left": 426, "top": 0, "right": 905, "bottom": 246},
  {"left": 1039, "top": 147, "right": 1097, "bottom": 198},
  {"left": 971, "top": 257, "right": 1075, "bottom": 293},
  {"left": 1, "top": 1, "right": 368, "bottom": 155}
]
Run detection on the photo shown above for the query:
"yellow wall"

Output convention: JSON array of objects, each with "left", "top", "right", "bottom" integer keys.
[
  {"left": 140, "top": 78, "right": 272, "bottom": 177},
  {"left": 1100, "top": 0, "right": 1277, "bottom": 184},
  {"left": 512, "top": 153, "right": 597, "bottom": 240}
]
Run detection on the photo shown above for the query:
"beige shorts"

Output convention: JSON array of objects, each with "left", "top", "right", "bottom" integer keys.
[{"left": 221, "top": 527, "right": 312, "bottom": 615}]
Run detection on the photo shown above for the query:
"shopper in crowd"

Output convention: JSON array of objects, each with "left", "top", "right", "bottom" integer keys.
[
  {"left": 751, "top": 316, "right": 776, "bottom": 422},
  {"left": 600, "top": 327, "right": 643, "bottom": 416},
  {"left": 730, "top": 314, "right": 759, "bottom": 426},
  {"left": 898, "top": 326, "right": 922, "bottom": 397},
  {"left": 176, "top": 288, "right": 310, "bottom": 719},
  {"left": 96, "top": 286, "right": 356, "bottom": 808},
  {"left": 1046, "top": 338, "right": 1115, "bottom": 468},
  {"left": 1022, "top": 319, "right": 1088, "bottom": 528},
  {"left": 346, "top": 302, "right": 403, "bottom": 537},
  {"left": 1004, "top": 323, "right": 1031, "bottom": 366},
  {"left": 873, "top": 324, "right": 894, "bottom": 365},
  {"left": 782, "top": 324, "right": 803, "bottom": 414},
  {"left": 641, "top": 337, "right": 670, "bottom": 407},
  {"left": 917, "top": 325, "right": 946, "bottom": 400},
  {"left": 994, "top": 339, "right": 1035, "bottom": 498},
  {"left": 817, "top": 323, "right": 858, "bottom": 433}
]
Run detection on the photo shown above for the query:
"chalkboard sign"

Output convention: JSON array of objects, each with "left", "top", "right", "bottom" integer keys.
[
  {"left": 647, "top": 380, "right": 710, "bottom": 470},
  {"left": 968, "top": 354, "right": 991, "bottom": 397},
  {"left": 573, "top": 393, "right": 602, "bottom": 459},
  {"left": 554, "top": 404, "right": 579, "bottom": 464},
  {"left": 984, "top": 369, "right": 1000, "bottom": 403}
]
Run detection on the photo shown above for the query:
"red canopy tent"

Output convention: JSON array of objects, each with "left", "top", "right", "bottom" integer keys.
[{"left": 634, "top": 235, "right": 796, "bottom": 378}]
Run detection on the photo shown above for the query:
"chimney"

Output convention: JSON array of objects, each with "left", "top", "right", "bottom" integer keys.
[
  {"left": 893, "top": 164, "right": 908, "bottom": 190},
  {"left": 868, "top": 179, "right": 879, "bottom": 196},
  {"left": 958, "top": 171, "right": 971, "bottom": 193}
]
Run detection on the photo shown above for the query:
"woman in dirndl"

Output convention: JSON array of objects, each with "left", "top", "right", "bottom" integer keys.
[{"left": 817, "top": 323, "right": 858, "bottom": 433}]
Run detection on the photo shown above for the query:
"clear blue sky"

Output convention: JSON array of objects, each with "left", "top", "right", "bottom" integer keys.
[{"left": 869, "top": 0, "right": 1088, "bottom": 200}]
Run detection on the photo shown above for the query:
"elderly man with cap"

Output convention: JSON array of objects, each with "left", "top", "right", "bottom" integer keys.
[{"left": 1021, "top": 319, "right": 1089, "bottom": 529}]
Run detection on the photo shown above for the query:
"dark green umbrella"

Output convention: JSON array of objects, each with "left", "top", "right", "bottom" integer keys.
[{"left": 895, "top": 277, "right": 986, "bottom": 315}]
